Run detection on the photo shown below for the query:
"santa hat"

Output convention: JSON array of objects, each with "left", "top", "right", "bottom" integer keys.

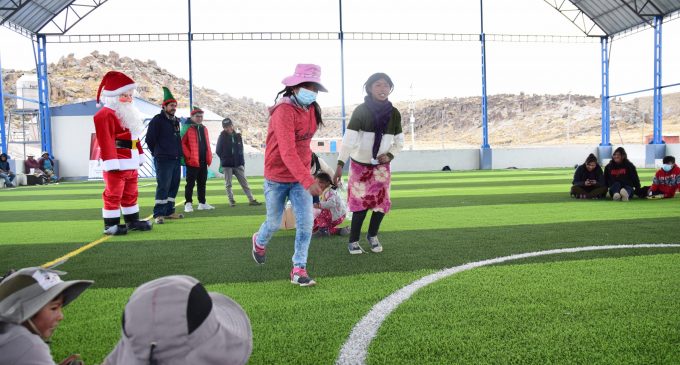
[
  {"left": 162, "top": 87, "right": 177, "bottom": 106},
  {"left": 97, "top": 71, "right": 136, "bottom": 105},
  {"left": 190, "top": 106, "right": 204, "bottom": 116}
]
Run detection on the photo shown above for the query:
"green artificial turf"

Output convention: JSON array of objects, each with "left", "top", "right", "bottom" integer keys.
[
  {"left": 0, "top": 168, "right": 678, "bottom": 364},
  {"left": 369, "top": 253, "right": 680, "bottom": 365}
]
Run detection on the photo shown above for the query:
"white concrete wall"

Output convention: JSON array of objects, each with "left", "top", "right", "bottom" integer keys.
[
  {"left": 491, "top": 145, "right": 598, "bottom": 169},
  {"left": 666, "top": 144, "right": 680, "bottom": 159},
  {"left": 52, "top": 115, "right": 95, "bottom": 178},
  {"left": 610, "top": 144, "right": 646, "bottom": 167},
  {"left": 243, "top": 153, "right": 265, "bottom": 177}
]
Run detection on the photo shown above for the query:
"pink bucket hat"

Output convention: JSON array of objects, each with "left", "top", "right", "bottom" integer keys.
[{"left": 281, "top": 64, "right": 328, "bottom": 92}]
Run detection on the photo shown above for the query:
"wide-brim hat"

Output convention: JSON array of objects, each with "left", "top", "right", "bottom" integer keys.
[
  {"left": 0, "top": 267, "right": 93, "bottom": 324},
  {"left": 103, "top": 275, "right": 252, "bottom": 365},
  {"left": 41, "top": 151, "right": 49, "bottom": 157},
  {"left": 282, "top": 63, "right": 328, "bottom": 92}
]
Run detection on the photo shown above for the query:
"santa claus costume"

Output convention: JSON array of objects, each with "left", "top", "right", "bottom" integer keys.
[{"left": 93, "top": 71, "right": 153, "bottom": 235}]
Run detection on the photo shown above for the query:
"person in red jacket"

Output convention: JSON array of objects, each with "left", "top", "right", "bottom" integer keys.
[
  {"left": 93, "top": 71, "right": 152, "bottom": 235},
  {"left": 182, "top": 107, "right": 214, "bottom": 212},
  {"left": 251, "top": 64, "right": 325, "bottom": 287},
  {"left": 648, "top": 155, "right": 680, "bottom": 199}
]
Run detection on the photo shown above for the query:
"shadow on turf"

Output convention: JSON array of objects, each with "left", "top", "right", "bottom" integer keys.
[
  {"left": 2, "top": 192, "right": 597, "bottom": 223},
  {"left": 1, "top": 179, "right": 576, "bottom": 203},
  {"left": 4, "top": 217, "right": 676, "bottom": 289}
]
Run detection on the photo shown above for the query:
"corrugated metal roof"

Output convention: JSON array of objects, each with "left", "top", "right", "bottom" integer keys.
[
  {"left": 0, "top": 0, "right": 72, "bottom": 34},
  {"left": 571, "top": 0, "right": 680, "bottom": 35},
  {"left": 1, "top": 1, "right": 680, "bottom": 37}
]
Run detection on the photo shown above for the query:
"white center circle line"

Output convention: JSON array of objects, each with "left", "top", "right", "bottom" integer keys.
[{"left": 336, "top": 244, "right": 680, "bottom": 365}]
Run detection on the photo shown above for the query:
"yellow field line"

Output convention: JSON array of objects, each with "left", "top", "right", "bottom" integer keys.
[{"left": 40, "top": 203, "right": 178, "bottom": 268}]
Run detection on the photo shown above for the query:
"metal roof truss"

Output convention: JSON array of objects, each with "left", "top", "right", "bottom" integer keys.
[
  {"left": 545, "top": 0, "right": 680, "bottom": 36},
  {"left": 0, "top": 0, "right": 108, "bottom": 37}
]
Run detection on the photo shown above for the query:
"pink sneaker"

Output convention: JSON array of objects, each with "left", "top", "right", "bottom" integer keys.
[
  {"left": 290, "top": 267, "right": 316, "bottom": 287},
  {"left": 252, "top": 233, "right": 266, "bottom": 264}
]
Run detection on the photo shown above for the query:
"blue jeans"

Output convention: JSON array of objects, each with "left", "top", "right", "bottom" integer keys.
[
  {"left": 153, "top": 158, "right": 181, "bottom": 217},
  {"left": 0, "top": 172, "right": 15, "bottom": 186},
  {"left": 609, "top": 182, "right": 633, "bottom": 198},
  {"left": 256, "top": 179, "right": 313, "bottom": 268}
]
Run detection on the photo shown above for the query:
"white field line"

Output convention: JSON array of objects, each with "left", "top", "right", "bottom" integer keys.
[{"left": 336, "top": 244, "right": 680, "bottom": 365}]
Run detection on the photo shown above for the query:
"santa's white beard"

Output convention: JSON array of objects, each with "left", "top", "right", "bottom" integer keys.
[{"left": 104, "top": 97, "right": 145, "bottom": 137}]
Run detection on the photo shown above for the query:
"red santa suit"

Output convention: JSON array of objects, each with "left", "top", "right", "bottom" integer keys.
[{"left": 93, "top": 71, "right": 152, "bottom": 235}]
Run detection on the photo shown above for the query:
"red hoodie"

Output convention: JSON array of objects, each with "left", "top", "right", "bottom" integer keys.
[
  {"left": 650, "top": 164, "right": 680, "bottom": 198},
  {"left": 264, "top": 97, "right": 317, "bottom": 188}
]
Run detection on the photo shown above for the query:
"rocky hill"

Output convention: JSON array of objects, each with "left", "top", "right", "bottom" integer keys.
[
  {"left": 322, "top": 92, "right": 680, "bottom": 147},
  {"left": 1, "top": 51, "right": 269, "bottom": 148},
  {"left": 3, "top": 51, "right": 680, "bottom": 151}
]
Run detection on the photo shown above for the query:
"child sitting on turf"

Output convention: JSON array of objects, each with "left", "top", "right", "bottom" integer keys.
[
  {"left": 647, "top": 155, "right": 680, "bottom": 199},
  {"left": 313, "top": 173, "right": 349, "bottom": 237}
]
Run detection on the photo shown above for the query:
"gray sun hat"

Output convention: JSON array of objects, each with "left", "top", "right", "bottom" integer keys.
[
  {"left": 103, "top": 275, "right": 252, "bottom": 365},
  {"left": 0, "top": 267, "right": 93, "bottom": 324}
]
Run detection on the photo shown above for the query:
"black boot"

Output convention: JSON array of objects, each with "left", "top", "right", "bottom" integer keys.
[
  {"left": 124, "top": 212, "right": 153, "bottom": 231},
  {"left": 103, "top": 217, "right": 127, "bottom": 235}
]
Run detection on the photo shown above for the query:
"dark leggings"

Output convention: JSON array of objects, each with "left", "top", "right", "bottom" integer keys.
[
  {"left": 349, "top": 209, "right": 385, "bottom": 243},
  {"left": 185, "top": 165, "right": 208, "bottom": 204}
]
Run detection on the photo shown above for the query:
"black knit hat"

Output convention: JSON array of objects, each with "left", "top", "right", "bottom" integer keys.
[{"left": 222, "top": 118, "right": 233, "bottom": 127}]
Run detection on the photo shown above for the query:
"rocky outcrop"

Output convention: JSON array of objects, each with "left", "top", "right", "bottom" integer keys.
[{"left": 3, "top": 51, "right": 680, "bottom": 149}]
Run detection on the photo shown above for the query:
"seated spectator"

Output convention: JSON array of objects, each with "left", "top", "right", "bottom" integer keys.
[
  {"left": 571, "top": 153, "right": 607, "bottom": 199},
  {"left": 0, "top": 267, "right": 93, "bottom": 365},
  {"left": 24, "top": 154, "right": 48, "bottom": 184},
  {"left": 0, "top": 153, "right": 16, "bottom": 188},
  {"left": 313, "top": 173, "right": 350, "bottom": 237},
  {"left": 604, "top": 147, "right": 641, "bottom": 201},
  {"left": 647, "top": 155, "right": 680, "bottom": 199},
  {"left": 311, "top": 152, "right": 335, "bottom": 205},
  {"left": 38, "top": 152, "right": 58, "bottom": 183},
  {"left": 103, "top": 275, "right": 252, "bottom": 365}
]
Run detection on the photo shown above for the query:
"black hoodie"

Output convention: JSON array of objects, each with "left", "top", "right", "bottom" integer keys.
[
  {"left": 604, "top": 159, "right": 641, "bottom": 189},
  {"left": 572, "top": 163, "right": 605, "bottom": 186}
]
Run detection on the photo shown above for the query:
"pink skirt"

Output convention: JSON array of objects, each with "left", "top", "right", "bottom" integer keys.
[{"left": 347, "top": 160, "right": 392, "bottom": 213}]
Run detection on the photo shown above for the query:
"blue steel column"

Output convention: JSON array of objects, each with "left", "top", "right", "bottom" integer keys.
[
  {"left": 652, "top": 16, "right": 663, "bottom": 144},
  {"left": 647, "top": 15, "right": 665, "bottom": 167},
  {"left": 597, "top": 36, "right": 612, "bottom": 163},
  {"left": 0, "top": 52, "right": 7, "bottom": 154},
  {"left": 479, "top": 0, "right": 492, "bottom": 169},
  {"left": 339, "top": 0, "right": 347, "bottom": 134},
  {"left": 188, "top": 0, "right": 193, "bottom": 108},
  {"left": 36, "top": 34, "right": 52, "bottom": 155}
]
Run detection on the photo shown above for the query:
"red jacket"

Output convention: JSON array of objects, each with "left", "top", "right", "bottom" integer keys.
[
  {"left": 264, "top": 97, "right": 317, "bottom": 189},
  {"left": 93, "top": 107, "right": 143, "bottom": 171},
  {"left": 650, "top": 164, "right": 680, "bottom": 198},
  {"left": 181, "top": 123, "right": 212, "bottom": 168}
]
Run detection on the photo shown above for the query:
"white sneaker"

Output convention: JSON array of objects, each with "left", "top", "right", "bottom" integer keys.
[
  {"left": 620, "top": 188, "right": 630, "bottom": 202},
  {"left": 197, "top": 203, "right": 215, "bottom": 210},
  {"left": 184, "top": 202, "right": 194, "bottom": 212}
]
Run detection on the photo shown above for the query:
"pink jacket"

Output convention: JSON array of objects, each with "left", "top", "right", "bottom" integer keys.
[{"left": 264, "top": 97, "right": 317, "bottom": 188}]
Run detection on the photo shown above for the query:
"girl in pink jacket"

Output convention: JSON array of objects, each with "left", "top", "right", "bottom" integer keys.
[{"left": 251, "top": 64, "right": 327, "bottom": 287}]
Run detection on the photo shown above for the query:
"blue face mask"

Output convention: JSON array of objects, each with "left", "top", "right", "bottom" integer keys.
[
  {"left": 662, "top": 164, "right": 674, "bottom": 172},
  {"left": 295, "top": 87, "right": 317, "bottom": 107}
]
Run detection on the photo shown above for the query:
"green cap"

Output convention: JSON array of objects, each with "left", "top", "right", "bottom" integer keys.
[{"left": 162, "top": 87, "right": 177, "bottom": 106}]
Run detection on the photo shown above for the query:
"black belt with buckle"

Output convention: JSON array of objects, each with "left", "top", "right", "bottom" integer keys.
[{"left": 115, "top": 139, "right": 136, "bottom": 149}]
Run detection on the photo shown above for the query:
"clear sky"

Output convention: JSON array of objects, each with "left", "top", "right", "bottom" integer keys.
[{"left": 1, "top": 0, "right": 679, "bottom": 106}]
